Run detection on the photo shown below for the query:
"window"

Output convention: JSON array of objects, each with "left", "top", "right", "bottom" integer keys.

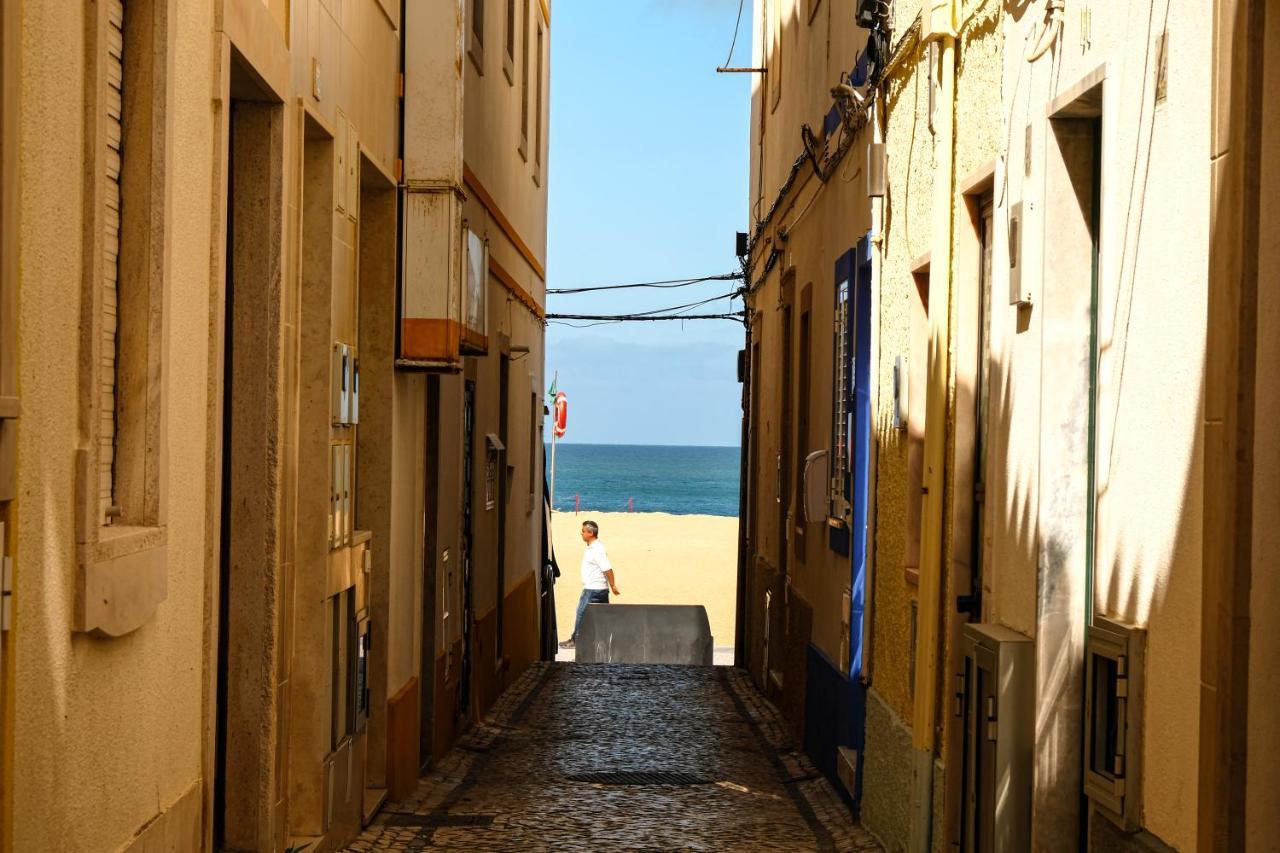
[
  {"left": 519, "top": 0, "right": 530, "bottom": 159},
  {"left": 534, "top": 17, "right": 544, "bottom": 184},
  {"left": 1084, "top": 616, "right": 1145, "bottom": 830},
  {"left": 503, "top": 0, "right": 516, "bottom": 84},
  {"left": 528, "top": 391, "right": 538, "bottom": 512},
  {"left": 75, "top": 0, "right": 173, "bottom": 635},
  {"left": 468, "top": 0, "right": 485, "bottom": 73},
  {"left": 102, "top": 0, "right": 124, "bottom": 525},
  {"left": 793, "top": 304, "right": 811, "bottom": 562},
  {"left": 830, "top": 275, "right": 851, "bottom": 525},
  {"left": 769, "top": 0, "right": 782, "bottom": 110},
  {"left": 904, "top": 266, "right": 929, "bottom": 583}
]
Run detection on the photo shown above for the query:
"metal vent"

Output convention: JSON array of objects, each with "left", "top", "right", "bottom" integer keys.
[{"left": 565, "top": 771, "right": 712, "bottom": 786}]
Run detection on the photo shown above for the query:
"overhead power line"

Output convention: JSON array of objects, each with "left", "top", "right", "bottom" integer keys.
[
  {"left": 547, "top": 312, "right": 745, "bottom": 323},
  {"left": 547, "top": 273, "right": 742, "bottom": 296},
  {"left": 721, "top": 0, "right": 747, "bottom": 68}
]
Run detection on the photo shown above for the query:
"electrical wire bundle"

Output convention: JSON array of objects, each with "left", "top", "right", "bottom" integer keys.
[{"left": 546, "top": 272, "right": 747, "bottom": 327}]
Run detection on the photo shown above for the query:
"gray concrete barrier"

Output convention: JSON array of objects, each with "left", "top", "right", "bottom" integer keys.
[{"left": 575, "top": 604, "right": 714, "bottom": 665}]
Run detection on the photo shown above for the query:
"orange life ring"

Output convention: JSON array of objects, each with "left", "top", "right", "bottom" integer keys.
[{"left": 553, "top": 392, "right": 568, "bottom": 438}]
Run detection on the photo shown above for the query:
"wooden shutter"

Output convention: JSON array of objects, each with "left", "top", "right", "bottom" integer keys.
[{"left": 101, "top": 0, "right": 124, "bottom": 524}]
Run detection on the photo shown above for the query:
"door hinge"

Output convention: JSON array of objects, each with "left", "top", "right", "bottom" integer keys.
[{"left": 974, "top": 481, "right": 986, "bottom": 503}]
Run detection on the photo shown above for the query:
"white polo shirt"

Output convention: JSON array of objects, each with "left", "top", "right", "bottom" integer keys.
[{"left": 581, "top": 540, "right": 613, "bottom": 590}]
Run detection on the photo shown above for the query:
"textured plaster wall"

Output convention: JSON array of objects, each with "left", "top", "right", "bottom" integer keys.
[
  {"left": 861, "top": 688, "right": 914, "bottom": 851},
  {"left": 12, "top": 0, "right": 214, "bottom": 849},
  {"left": 871, "top": 28, "right": 933, "bottom": 725},
  {"left": 1246, "top": 9, "right": 1280, "bottom": 847},
  {"left": 997, "top": 1, "right": 1208, "bottom": 847}
]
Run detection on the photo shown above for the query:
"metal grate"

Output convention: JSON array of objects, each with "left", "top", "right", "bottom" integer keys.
[
  {"left": 565, "top": 771, "right": 713, "bottom": 787},
  {"left": 385, "top": 812, "right": 496, "bottom": 828}
]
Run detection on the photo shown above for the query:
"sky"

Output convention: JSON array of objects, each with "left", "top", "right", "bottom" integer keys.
[{"left": 544, "top": 0, "right": 753, "bottom": 448}]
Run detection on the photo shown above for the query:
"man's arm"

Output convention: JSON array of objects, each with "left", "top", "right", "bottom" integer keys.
[{"left": 604, "top": 569, "right": 620, "bottom": 596}]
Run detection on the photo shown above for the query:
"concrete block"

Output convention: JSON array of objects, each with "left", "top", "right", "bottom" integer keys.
[{"left": 575, "top": 604, "right": 714, "bottom": 665}]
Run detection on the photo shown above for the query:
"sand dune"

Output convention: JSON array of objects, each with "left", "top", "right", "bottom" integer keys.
[{"left": 550, "top": 510, "right": 739, "bottom": 652}]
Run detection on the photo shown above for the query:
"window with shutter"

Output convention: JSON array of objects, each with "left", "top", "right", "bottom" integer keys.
[
  {"left": 74, "top": 0, "right": 173, "bottom": 636},
  {"left": 830, "top": 275, "right": 850, "bottom": 525},
  {"left": 101, "top": 0, "right": 124, "bottom": 526}
]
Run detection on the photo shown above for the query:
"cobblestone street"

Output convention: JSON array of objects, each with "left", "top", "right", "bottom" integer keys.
[{"left": 346, "top": 663, "right": 882, "bottom": 851}]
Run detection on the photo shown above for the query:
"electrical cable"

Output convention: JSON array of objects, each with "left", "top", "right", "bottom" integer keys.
[
  {"left": 624, "top": 290, "right": 743, "bottom": 318},
  {"left": 547, "top": 290, "right": 746, "bottom": 324},
  {"left": 548, "top": 312, "right": 745, "bottom": 323},
  {"left": 722, "top": 0, "right": 747, "bottom": 68},
  {"left": 547, "top": 272, "right": 742, "bottom": 295}
]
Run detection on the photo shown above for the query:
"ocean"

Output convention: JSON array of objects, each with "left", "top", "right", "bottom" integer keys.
[{"left": 546, "top": 443, "right": 741, "bottom": 517}]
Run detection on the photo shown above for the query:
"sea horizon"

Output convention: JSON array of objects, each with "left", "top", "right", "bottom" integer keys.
[{"left": 545, "top": 443, "right": 741, "bottom": 517}]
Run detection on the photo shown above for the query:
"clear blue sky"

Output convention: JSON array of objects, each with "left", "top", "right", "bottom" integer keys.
[{"left": 545, "top": 0, "right": 752, "bottom": 447}]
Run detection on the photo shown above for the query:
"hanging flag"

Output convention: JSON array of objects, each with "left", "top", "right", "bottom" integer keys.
[{"left": 547, "top": 374, "right": 558, "bottom": 407}]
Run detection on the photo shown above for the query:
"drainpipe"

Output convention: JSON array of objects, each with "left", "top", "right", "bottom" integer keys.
[{"left": 909, "top": 4, "right": 957, "bottom": 849}]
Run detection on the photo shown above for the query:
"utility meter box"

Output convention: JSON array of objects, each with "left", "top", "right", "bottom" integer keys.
[
  {"left": 920, "top": 0, "right": 959, "bottom": 41},
  {"left": 959, "top": 622, "right": 1033, "bottom": 852}
]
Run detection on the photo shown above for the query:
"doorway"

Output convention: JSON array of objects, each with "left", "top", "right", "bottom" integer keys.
[
  {"left": 496, "top": 355, "right": 510, "bottom": 665},
  {"left": 213, "top": 65, "right": 285, "bottom": 852},
  {"left": 459, "top": 380, "right": 477, "bottom": 716},
  {"left": 419, "top": 375, "right": 441, "bottom": 770}
]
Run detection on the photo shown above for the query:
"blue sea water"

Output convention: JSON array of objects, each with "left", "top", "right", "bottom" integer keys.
[{"left": 547, "top": 443, "right": 741, "bottom": 517}]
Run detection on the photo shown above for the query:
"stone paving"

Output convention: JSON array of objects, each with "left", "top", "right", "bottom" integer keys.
[{"left": 344, "top": 662, "right": 882, "bottom": 852}]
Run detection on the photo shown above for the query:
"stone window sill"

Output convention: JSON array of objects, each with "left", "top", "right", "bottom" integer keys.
[{"left": 75, "top": 525, "right": 167, "bottom": 637}]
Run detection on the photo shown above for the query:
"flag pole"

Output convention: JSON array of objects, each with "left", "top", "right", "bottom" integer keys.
[{"left": 549, "top": 371, "right": 558, "bottom": 511}]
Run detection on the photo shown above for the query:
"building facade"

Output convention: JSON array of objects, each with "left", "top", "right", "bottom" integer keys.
[
  {"left": 741, "top": 1, "right": 1278, "bottom": 851},
  {"left": 0, "top": 0, "right": 550, "bottom": 850}
]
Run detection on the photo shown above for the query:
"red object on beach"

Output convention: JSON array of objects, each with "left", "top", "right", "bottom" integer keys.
[
  {"left": 628, "top": 497, "right": 634, "bottom": 513},
  {"left": 574, "top": 494, "right": 580, "bottom": 514},
  {"left": 553, "top": 392, "right": 568, "bottom": 438}
]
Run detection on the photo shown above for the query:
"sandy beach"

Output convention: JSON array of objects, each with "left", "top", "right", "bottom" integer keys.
[{"left": 550, "top": 510, "right": 739, "bottom": 657}]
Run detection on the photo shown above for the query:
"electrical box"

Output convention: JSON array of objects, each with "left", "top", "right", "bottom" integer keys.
[
  {"left": 1008, "top": 201, "right": 1031, "bottom": 306},
  {"left": 867, "top": 142, "right": 887, "bottom": 197},
  {"left": 920, "top": 0, "right": 958, "bottom": 41},
  {"left": 331, "top": 342, "right": 353, "bottom": 425},
  {"left": 351, "top": 610, "right": 371, "bottom": 734},
  {"left": 959, "top": 623, "right": 1033, "bottom": 852}
]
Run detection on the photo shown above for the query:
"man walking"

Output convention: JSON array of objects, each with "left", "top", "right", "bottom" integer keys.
[{"left": 559, "top": 519, "right": 620, "bottom": 650}]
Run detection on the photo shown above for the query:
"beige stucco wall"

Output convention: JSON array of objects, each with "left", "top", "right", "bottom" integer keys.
[
  {"left": 464, "top": 0, "right": 550, "bottom": 284},
  {"left": 11, "top": 0, "right": 216, "bottom": 849},
  {"left": 1001, "top": 4, "right": 1207, "bottom": 847}
]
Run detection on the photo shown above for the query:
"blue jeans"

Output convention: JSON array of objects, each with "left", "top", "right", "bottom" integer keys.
[{"left": 572, "top": 588, "right": 609, "bottom": 641}]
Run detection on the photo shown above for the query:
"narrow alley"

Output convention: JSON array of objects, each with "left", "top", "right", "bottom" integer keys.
[
  {"left": 347, "top": 664, "right": 880, "bottom": 852},
  {"left": 2, "top": 0, "right": 1279, "bottom": 851}
]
